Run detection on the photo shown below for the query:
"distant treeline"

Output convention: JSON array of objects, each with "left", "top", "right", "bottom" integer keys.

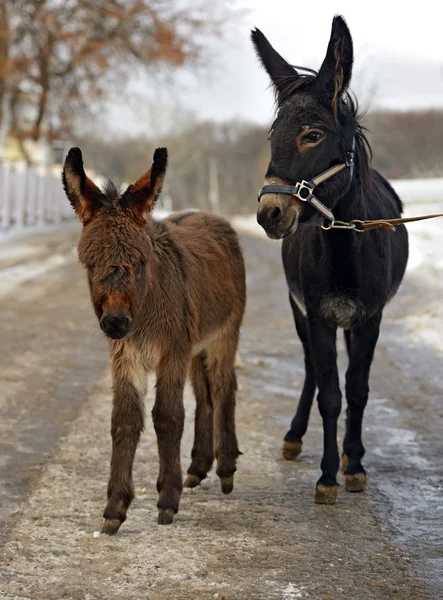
[{"left": 75, "top": 109, "right": 443, "bottom": 215}]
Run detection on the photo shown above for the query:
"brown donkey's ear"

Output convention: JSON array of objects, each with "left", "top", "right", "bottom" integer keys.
[
  {"left": 62, "top": 147, "right": 105, "bottom": 224},
  {"left": 121, "top": 147, "right": 168, "bottom": 219}
]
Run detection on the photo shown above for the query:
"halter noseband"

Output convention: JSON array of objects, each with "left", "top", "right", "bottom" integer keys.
[{"left": 257, "top": 141, "right": 355, "bottom": 225}]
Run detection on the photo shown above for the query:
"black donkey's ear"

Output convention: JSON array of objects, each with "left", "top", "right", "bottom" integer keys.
[{"left": 251, "top": 27, "right": 301, "bottom": 104}]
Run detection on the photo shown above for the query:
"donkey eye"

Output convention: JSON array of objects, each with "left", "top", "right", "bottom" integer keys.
[
  {"left": 267, "top": 128, "right": 274, "bottom": 141},
  {"left": 302, "top": 130, "right": 323, "bottom": 144}
]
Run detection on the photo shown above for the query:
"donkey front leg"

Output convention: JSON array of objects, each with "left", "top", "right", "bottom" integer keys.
[
  {"left": 153, "top": 355, "right": 187, "bottom": 525},
  {"left": 283, "top": 294, "right": 316, "bottom": 459},
  {"left": 103, "top": 368, "right": 146, "bottom": 535},
  {"left": 308, "top": 315, "right": 342, "bottom": 504},
  {"left": 342, "top": 311, "right": 382, "bottom": 492}
]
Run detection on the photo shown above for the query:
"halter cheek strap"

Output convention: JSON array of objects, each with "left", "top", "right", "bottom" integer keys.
[{"left": 257, "top": 143, "right": 355, "bottom": 224}]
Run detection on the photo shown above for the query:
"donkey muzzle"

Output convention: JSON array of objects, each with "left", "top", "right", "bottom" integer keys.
[
  {"left": 100, "top": 314, "right": 132, "bottom": 339},
  {"left": 257, "top": 191, "right": 303, "bottom": 239}
]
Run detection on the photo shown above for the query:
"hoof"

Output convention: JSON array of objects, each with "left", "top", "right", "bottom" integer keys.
[
  {"left": 282, "top": 440, "right": 302, "bottom": 460},
  {"left": 220, "top": 476, "right": 234, "bottom": 494},
  {"left": 184, "top": 474, "right": 201, "bottom": 488},
  {"left": 315, "top": 484, "right": 339, "bottom": 505},
  {"left": 341, "top": 453, "right": 349, "bottom": 473},
  {"left": 158, "top": 508, "right": 175, "bottom": 525},
  {"left": 345, "top": 472, "right": 367, "bottom": 493},
  {"left": 102, "top": 518, "right": 122, "bottom": 535}
]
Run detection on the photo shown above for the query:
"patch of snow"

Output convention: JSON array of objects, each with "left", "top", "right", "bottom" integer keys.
[
  {"left": 283, "top": 583, "right": 304, "bottom": 599},
  {"left": 0, "top": 243, "right": 37, "bottom": 262},
  {"left": 0, "top": 254, "right": 69, "bottom": 298},
  {"left": 231, "top": 215, "right": 267, "bottom": 239},
  {"left": 404, "top": 201, "right": 443, "bottom": 273},
  {"left": 391, "top": 178, "right": 443, "bottom": 204},
  {"left": 0, "top": 220, "right": 79, "bottom": 244}
]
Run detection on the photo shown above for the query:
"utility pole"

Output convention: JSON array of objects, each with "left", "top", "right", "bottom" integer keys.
[
  {"left": 208, "top": 157, "right": 220, "bottom": 214},
  {"left": 0, "top": 90, "right": 11, "bottom": 161},
  {"left": 0, "top": 3, "right": 10, "bottom": 161}
]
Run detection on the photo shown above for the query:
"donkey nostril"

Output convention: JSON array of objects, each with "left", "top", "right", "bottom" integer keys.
[
  {"left": 100, "top": 314, "right": 131, "bottom": 338},
  {"left": 269, "top": 206, "right": 283, "bottom": 223}
]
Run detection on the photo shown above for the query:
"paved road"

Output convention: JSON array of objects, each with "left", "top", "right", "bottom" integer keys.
[{"left": 0, "top": 225, "right": 442, "bottom": 599}]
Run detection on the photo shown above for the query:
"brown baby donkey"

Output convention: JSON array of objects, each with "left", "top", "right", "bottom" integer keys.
[{"left": 62, "top": 147, "right": 246, "bottom": 534}]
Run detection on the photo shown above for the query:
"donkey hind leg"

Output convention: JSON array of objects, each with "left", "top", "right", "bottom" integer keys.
[
  {"left": 342, "top": 312, "right": 382, "bottom": 493},
  {"left": 283, "top": 293, "right": 316, "bottom": 460},
  {"left": 103, "top": 366, "right": 147, "bottom": 535},
  {"left": 207, "top": 332, "right": 241, "bottom": 495},
  {"left": 184, "top": 352, "right": 214, "bottom": 488},
  {"left": 152, "top": 353, "right": 187, "bottom": 525}
]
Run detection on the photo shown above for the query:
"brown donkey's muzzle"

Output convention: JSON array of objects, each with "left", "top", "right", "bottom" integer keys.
[
  {"left": 100, "top": 294, "right": 132, "bottom": 339},
  {"left": 100, "top": 314, "right": 132, "bottom": 339}
]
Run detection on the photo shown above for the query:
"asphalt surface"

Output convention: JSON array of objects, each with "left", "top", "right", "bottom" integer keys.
[{"left": 0, "top": 224, "right": 442, "bottom": 599}]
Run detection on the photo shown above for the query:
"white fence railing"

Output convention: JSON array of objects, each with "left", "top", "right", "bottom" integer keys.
[{"left": 0, "top": 161, "right": 73, "bottom": 231}]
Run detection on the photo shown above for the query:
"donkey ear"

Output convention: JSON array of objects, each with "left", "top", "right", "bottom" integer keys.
[
  {"left": 251, "top": 28, "right": 300, "bottom": 103},
  {"left": 315, "top": 16, "right": 353, "bottom": 116},
  {"left": 121, "top": 147, "right": 168, "bottom": 219},
  {"left": 62, "top": 147, "right": 105, "bottom": 224}
]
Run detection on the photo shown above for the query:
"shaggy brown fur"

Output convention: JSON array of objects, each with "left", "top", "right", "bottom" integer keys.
[{"left": 63, "top": 147, "right": 246, "bottom": 533}]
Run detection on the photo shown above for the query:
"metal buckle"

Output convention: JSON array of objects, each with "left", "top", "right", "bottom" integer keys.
[
  {"left": 293, "top": 180, "right": 314, "bottom": 203},
  {"left": 345, "top": 152, "right": 354, "bottom": 168}
]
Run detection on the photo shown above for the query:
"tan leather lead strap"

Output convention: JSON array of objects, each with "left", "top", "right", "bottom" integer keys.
[{"left": 362, "top": 212, "right": 443, "bottom": 231}]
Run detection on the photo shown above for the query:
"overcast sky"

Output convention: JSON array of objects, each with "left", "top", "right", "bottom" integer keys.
[{"left": 112, "top": 0, "right": 443, "bottom": 133}]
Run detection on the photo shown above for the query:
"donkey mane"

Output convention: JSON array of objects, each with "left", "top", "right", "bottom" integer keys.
[
  {"left": 87, "top": 180, "right": 159, "bottom": 213},
  {"left": 102, "top": 181, "right": 121, "bottom": 204}
]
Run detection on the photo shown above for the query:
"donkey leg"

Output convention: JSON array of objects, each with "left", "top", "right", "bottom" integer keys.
[
  {"left": 103, "top": 366, "right": 147, "bottom": 535},
  {"left": 184, "top": 352, "right": 214, "bottom": 489},
  {"left": 207, "top": 335, "right": 241, "bottom": 495},
  {"left": 152, "top": 355, "right": 187, "bottom": 525},
  {"left": 343, "top": 312, "right": 382, "bottom": 492},
  {"left": 283, "top": 294, "right": 316, "bottom": 459},
  {"left": 307, "top": 316, "right": 341, "bottom": 504},
  {"left": 341, "top": 329, "right": 351, "bottom": 472}
]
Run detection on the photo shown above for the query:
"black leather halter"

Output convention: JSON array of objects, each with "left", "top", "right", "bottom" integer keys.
[{"left": 257, "top": 142, "right": 355, "bottom": 225}]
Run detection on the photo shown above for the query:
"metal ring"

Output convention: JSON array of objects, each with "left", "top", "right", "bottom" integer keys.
[
  {"left": 351, "top": 220, "right": 366, "bottom": 233},
  {"left": 321, "top": 220, "right": 334, "bottom": 231}
]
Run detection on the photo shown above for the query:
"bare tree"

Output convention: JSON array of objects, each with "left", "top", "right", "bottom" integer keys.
[{"left": 0, "top": 0, "right": 235, "bottom": 159}]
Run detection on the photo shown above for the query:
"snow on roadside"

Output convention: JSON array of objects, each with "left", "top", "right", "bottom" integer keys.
[
  {"left": 391, "top": 177, "right": 443, "bottom": 204},
  {"left": 231, "top": 214, "right": 267, "bottom": 240},
  {"left": 0, "top": 254, "right": 71, "bottom": 297}
]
